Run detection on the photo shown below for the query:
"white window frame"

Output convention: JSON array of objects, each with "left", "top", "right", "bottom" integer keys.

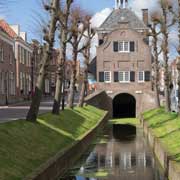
[
  {"left": 104, "top": 71, "right": 111, "bottom": 83},
  {"left": 119, "top": 71, "right": 130, "bottom": 83},
  {"left": 138, "top": 71, "right": 145, "bottom": 83},
  {"left": 119, "top": 41, "right": 129, "bottom": 53}
]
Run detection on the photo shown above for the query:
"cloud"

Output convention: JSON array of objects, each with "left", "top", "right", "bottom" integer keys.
[
  {"left": 90, "top": 8, "right": 112, "bottom": 28},
  {"left": 130, "top": 0, "right": 159, "bottom": 18},
  {"left": 89, "top": 8, "right": 112, "bottom": 60}
]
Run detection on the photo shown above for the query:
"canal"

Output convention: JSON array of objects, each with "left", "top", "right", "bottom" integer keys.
[{"left": 59, "top": 123, "right": 166, "bottom": 180}]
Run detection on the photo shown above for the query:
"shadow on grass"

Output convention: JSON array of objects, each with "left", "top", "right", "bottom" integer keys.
[
  {"left": 144, "top": 108, "right": 164, "bottom": 121},
  {"left": 158, "top": 128, "right": 180, "bottom": 139},
  {"left": 150, "top": 116, "right": 178, "bottom": 129},
  {"left": 38, "top": 109, "right": 87, "bottom": 140}
]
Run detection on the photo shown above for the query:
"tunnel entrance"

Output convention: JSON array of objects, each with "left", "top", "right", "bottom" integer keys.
[{"left": 113, "top": 93, "right": 136, "bottom": 118}]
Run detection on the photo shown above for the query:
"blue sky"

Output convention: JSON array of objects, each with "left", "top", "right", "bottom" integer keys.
[{"left": 3, "top": 0, "right": 116, "bottom": 41}]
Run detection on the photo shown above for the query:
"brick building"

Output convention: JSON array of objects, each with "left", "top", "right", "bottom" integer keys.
[
  {"left": 0, "top": 20, "right": 33, "bottom": 101},
  {"left": 46, "top": 49, "right": 81, "bottom": 96},
  {"left": 94, "top": 0, "right": 156, "bottom": 117},
  {"left": 0, "top": 26, "right": 16, "bottom": 105}
]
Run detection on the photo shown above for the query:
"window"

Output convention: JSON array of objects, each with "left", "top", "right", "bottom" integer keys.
[
  {"left": 124, "top": 42, "right": 129, "bottom": 52},
  {"left": 0, "top": 47, "right": 4, "bottom": 62},
  {"left": 0, "top": 72, "right": 5, "bottom": 94},
  {"left": 20, "top": 72, "right": 23, "bottom": 90},
  {"left": 119, "top": 41, "right": 129, "bottom": 52},
  {"left": 9, "top": 72, "right": 15, "bottom": 95},
  {"left": 138, "top": 71, "right": 145, "bottom": 82},
  {"left": 119, "top": 71, "right": 130, "bottom": 82},
  {"left": 99, "top": 39, "right": 104, "bottom": 46},
  {"left": 24, "top": 49, "right": 26, "bottom": 65},
  {"left": 9, "top": 51, "right": 13, "bottom": 64},
  {"left": 119, "top": 42, "right": 124, "bottom": 52},
  {"left": 104, "top": 71, "right": 111, "bottom": 83},
  {"left": 113, "top": 41, "right": 135, "bottom": 52},
  {"left": 18, "top": 45, "right": 21, "bottom": 62},
  {"left": 45, "top": 79, "right": 50, "bottom": 93}
]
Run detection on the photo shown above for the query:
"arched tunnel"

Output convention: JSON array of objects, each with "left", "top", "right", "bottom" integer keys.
[{"left": 113, "top": 93, "right": 136, "bottom": 118}]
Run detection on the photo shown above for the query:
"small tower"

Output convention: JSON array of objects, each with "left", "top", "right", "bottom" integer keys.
[{"left": 115, "top": 0, "right": 128, "bottom": 9}]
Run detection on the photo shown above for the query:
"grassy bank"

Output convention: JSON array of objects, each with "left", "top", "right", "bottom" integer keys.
[
  {"left": 0, "top": 106, "right": 106, "bottom": 180},
  {"left": 109, "top": 118, "right": 140, "bottom": 126},
  {"left": 143, "top": 107, "right": 180, "bottom": 165}
]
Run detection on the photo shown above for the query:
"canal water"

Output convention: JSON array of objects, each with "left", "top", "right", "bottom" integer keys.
[{"left": 60, "top": 124, "right": 166, "bottom": 180}]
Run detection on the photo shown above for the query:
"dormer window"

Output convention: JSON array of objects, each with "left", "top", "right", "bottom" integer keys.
[
  {"left": 99, "top": 39, "right": 104, "bottom": 46},
  {"left": 113, "top": 41, "right": 135, "bottom": 52}
]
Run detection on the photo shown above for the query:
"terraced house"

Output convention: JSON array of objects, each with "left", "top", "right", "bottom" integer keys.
[
  {"left": 0, "top": 26, "right": 16, "bottom": 105},
  {"left": 95, "top": 0, "right": 156, "bottom": 117},
  {"left": 0, "top": 20, "right": 33, "bottom": 101}
]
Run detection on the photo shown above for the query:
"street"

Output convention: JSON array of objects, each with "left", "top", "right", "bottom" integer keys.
[{"left": 0, "top": 100, "right": 53, "bottom": 123}]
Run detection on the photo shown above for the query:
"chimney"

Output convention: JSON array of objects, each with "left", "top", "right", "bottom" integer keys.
[{"left": 142, "top": 9, "right": 149, "bottom": 26}]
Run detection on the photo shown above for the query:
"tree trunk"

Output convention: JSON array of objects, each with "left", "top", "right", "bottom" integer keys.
[
  {"left": 67, "top": 49, "right": 77, "bottom": 109},
  {"left": 52, "top": 0, "right": 72, "bottom": 114},
  {"left": 152, "top": 25, "right": 161, "bottom": 108},
  {"left": 52, "top": 52, "right": 64, "bottom": 114},
  {"left": 162, "top": 7, "right": 171, "bottom": 112},
  {"left": 52, "top": 47, "right": 65, "bottom": 114},
  {"left": 26, "top": 0, "right": 59, "bottom": 122},
  {"left": 177, "top": 0, "right": 180, "bottom": 115},
  {"left": 78, "top": 75, "right": 88, "bottom": 107}
]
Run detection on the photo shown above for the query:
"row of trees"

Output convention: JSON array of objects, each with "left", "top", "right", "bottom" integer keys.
[
  {"left": 26, "top": 0, "right": 95, "bottom": 122},
  {"left": 149, "top": 0, "right": 180, "bottom": 114}
]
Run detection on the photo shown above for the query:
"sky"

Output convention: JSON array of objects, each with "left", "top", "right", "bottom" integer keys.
[
  {"left": 1, "top": 0, "right": 177, "bottom": 60},
  {"left": 1, "top": 0, "right": 158, "bottom": 41}
]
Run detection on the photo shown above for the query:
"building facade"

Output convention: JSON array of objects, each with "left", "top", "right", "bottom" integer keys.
[
  {"left": 0, "top": 20, "right": 34, "bottom": 103},
  {"left": 0, "top": 27, "right": 16, "bottom": 105},
  {"left": 95, "top": 1, "right": 156, "bottom": 117}
]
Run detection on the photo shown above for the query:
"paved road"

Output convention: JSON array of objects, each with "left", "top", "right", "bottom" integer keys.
[
  {"left": 0, "top": 93, "right": 80, "bottom": 123},
  {"left": 0, "top": 100, "right": 54, "bottom": 123}
]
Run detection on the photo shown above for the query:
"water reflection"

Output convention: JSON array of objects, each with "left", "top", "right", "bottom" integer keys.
[{"left": 60, "top": 125, "right": 165, "bottom": 180}]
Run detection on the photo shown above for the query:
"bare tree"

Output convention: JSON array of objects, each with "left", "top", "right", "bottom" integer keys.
[
  {"left": 148, "top": 12, "right": 162, "bottom": 108},
  {"left": 170, "top": 0, "right": 180, "bottom": 114},
  {"left": 52, "top": 0, "right": 73, "bottom": 115},
  {"left": 157, "top": 0, "right": 175, "bottom": 112},
  {"left": 78, "top": 17, "right": 95, "bottom": 107},
  {"left": 67, "top": 8, "right": 91, "bottom": 109},
  {"left": 26, "top": 0, "right": 59, "bottom": 122}
]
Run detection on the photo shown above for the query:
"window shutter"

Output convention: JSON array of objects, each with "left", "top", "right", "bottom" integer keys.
[
  {"left": 145, "top": 71, "right": 151, "bottom": 81},
  {"left": 130, "top": 41, "right": 135, "bottom": 52},
  {"left": 114, "top": 72, "right": 119, "bottom": 82},
  {"left": 130, "top": 71, "right": 135, "bottom": 82},
  {"left": 99, "top": 72, "right": 104, "bottom": 82},
  {"left": 113, "top": 41, "right": 118, "bottom": 52},
  {"left": 99, "top": 39, "right": 104, "bottom": 46}
]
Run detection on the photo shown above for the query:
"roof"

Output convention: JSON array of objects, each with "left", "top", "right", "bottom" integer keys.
[
  {"left": 99, "top": 8, "right": 147, "bottom": 31},
  {"left": 0, "top": 20, "right": 17, "bottom": 38}
]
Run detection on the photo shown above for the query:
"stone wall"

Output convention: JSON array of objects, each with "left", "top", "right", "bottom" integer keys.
[
  {"left": 85, "top": 90, "right": 112, "bottom": 118},
  {"left": 143, "top": 120, "right": 180, "bottom": 180},
  {"left": 24, "top": 111, "right": 109, "bottom": 180}
]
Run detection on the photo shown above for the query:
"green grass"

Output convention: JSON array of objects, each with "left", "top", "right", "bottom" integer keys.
[
  {"left": 143, "top": 107, "right": 180, "bottom": 162},
  {"left": 109, "top": 118, "right": 140, "bottom": 126},
  {"left": 0, "top": 105, "right": 106, "bottom": 180},
  {"left": 78, "top": 169, "right": 108, "bottom": 178}
]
